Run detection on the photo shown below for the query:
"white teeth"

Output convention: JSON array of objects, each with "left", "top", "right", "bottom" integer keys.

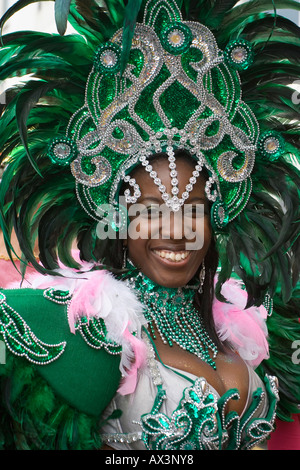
[{"left": 154, "top": 250, "right": 189, "bottom": 262}]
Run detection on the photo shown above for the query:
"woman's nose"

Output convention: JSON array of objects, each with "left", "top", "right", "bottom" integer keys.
[{"left": 160, "top": 209, "right": 184, "bottom": 240}]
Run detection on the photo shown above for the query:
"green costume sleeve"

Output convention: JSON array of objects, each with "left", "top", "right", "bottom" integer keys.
[{"left": 0, "top": 288, "right": 121, "bottom": 450}]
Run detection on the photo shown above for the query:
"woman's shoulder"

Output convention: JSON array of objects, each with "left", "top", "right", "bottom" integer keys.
[
  {"left": 0, "top": 268, "right": 146, "bottom": 418},
  {"left": 0, "top": 286, "right": 121, "bottom": 418}
]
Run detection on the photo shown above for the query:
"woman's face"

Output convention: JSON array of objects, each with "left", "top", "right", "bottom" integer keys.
[{"left": 124, "top": 156, "right": 212, "bottom": 288}]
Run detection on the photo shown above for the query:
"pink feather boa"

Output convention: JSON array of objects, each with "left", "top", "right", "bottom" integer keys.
[{"left": 213, "top": 277, "right": 269, "bottom": 366}]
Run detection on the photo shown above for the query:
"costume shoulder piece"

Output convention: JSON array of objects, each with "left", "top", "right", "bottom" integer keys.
[{"left": 0, "top": 268, "right": 146, "bottom": 450}]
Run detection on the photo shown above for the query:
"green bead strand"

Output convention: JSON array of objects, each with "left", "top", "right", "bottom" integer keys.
[{"left": 126, "top": 272, "right": 218, "bottom": 369}]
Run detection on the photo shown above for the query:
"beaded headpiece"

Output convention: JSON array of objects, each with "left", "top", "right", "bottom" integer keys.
[{"left": 47, "top": 0, "right": 282, "bottom": 230}]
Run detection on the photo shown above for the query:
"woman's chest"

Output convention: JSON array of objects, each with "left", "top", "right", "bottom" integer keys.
[{"left": 152, "top": 331, "right": 249, "bottom": 415}]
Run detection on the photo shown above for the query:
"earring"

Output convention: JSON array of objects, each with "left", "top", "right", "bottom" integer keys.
[
  {"left": 122, "top": 246, "right": 127, "bottom": 269},
  {"left": 198, "top": 261, "right": 206, "bottom": 294}
]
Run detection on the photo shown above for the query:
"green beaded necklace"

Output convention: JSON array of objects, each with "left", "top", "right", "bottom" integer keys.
[{"left": 126, "top": 271, "right": 218, "bottom": 370}]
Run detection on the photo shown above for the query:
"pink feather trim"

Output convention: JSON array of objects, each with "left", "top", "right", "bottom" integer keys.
[
  {"left": 213, "top": 278, "right": 269, "bottom": 366},
  {"left": 117, "top": 326, "right": 147, "bottom": 395},
  {"left": 67, "top": 269, "right": 108, "bottom": 333}
]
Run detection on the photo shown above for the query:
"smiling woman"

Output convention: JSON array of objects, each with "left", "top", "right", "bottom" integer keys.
[
  {"left": 0, "top": 0, "right": 300, "bottom": 452},
  {"left": 99, "top": 151, "right": 266, "bottom": 449}
]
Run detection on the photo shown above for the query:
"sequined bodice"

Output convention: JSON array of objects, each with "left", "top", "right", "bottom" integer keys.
[{"left": 101, "top": 332, "right": 278, "bottom": 450}]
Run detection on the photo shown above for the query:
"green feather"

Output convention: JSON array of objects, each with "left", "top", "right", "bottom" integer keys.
[
  {"left": 120, "top": 0, "right": 143, "bottom": 73},
  {"left": 0, "top": 0, "right": 47, "bottom": 40},
  {"left": 15, "top": 81, "right": 62, "bottom": 176},
  {"left": 55, "top": 0, "right": 72, "bottom": 35},
  {"left": 0, "top": 353, "right": 103, "bottom": 449}
]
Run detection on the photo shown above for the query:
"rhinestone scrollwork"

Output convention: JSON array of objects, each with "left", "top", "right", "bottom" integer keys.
[
  {"left": 211, "top": 199, "right": 229, "bottom": 230},
  {"left": 47, "top": 0, "right": 260, "bottom": 227}
]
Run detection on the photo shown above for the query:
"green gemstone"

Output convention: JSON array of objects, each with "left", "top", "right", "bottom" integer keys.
[
  {"left": 160, "top": 22, "right": 192, "bottom": 56},
  {"left": 48, "top": 137, "right": 77, "bottom": 166}
]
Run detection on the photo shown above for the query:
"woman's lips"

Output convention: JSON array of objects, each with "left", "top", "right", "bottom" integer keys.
[{"left": 153, "top": 249, "right": 190, "bottom": 263}]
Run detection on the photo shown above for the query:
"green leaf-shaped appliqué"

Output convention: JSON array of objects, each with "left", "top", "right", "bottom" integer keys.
[
  {"left": 43, "top": 287, "right": 73, "bottom": 304},
  {"left": 141, "top": 377, "right": 220, "bottom": 450},
  {"left": 0, "top": 292, "right": 66, "bottom": 365},
  {"left": 75, "top": 316, "right": 122, "bottom": 356},
  {"left": 44, "top": 287, "right": 122, "bottom": 356}
]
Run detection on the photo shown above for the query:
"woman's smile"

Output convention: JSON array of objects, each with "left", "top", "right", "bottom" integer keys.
[{"left": 152, "top": 248, "right": 190, "bottom": 264}]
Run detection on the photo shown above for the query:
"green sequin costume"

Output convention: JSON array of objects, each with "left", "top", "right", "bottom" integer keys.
[
  {"left": 0, "top": 272, "right": 279, "bottom": 450},
  {"left": 0, "top": 0, "right": 300, "bottom": 450}
]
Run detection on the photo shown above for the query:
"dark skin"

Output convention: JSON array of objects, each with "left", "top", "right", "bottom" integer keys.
[{"left": 102, "top": 157, "right": 249, "bottom": 449}]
